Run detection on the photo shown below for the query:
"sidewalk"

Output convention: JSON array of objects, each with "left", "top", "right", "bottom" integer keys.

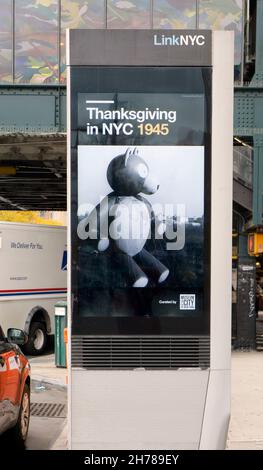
[
  {"left": 227, "top": 351, "right": 263, "bottom": 449},
  {"left": 29, "top": 353, "right": 67, "bottom": 389},
  {"left": 50, "top": 421, "right": 68, "bottom": 450}
]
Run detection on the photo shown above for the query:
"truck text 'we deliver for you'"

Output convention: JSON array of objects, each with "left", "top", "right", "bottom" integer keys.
[{"left": 0, "top": 222, "right": 67, "bottom": 355}]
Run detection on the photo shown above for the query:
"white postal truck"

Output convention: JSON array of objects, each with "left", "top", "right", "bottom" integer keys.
[{"left": 0, "top": 222, "right": 67, "bottom": 355}]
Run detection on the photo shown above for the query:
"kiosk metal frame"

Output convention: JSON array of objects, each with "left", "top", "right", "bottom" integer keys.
[{"left": 67, "top": 29, "right": 234, "bottom": 450}]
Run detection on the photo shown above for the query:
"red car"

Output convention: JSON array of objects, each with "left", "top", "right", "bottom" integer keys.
[{"left": 0, "top": 324, "right": 30, "bottom": 447}]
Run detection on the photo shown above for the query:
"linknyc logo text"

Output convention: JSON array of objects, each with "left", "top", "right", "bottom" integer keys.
[{"left": 154, "top": 34, "right": 205, "bottom": 47}]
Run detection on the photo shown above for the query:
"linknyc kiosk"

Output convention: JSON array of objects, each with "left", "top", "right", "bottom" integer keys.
[{"left": 67, "top": 29, "right": 234, "bottom": 450}]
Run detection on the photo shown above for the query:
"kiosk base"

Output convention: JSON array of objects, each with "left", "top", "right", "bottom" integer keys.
[{"left": 70, "top": 369, "right": 230, "bottom": 450}]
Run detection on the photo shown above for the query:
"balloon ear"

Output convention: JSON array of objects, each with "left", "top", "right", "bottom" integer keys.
[
  {"left": 133, "top": 148, "right": 139, "bottom": 156},
  {"left": 124, "top": 148, "right": 133, "bottom": 166}
]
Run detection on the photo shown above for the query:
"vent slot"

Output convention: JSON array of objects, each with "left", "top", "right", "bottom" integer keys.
[
  {"left": 72, "top": 336, "right": 210, "bottom": 369},
  {"left": 30, "top": 402, "right": 66, "bottom": 418}
]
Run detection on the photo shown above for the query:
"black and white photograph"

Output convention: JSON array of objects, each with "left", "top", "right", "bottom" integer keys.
[{"left": 77, "top": 145, "right": 205, "bottom": 318}]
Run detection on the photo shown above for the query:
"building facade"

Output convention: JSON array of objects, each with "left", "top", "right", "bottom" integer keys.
[{"left": 0, "top": 1, "right": 244, "bottom": 85}]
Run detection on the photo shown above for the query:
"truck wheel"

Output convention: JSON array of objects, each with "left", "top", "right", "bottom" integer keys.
[
  {"left": 10, "top": 383, "right": 30, "bottom": 449},
  {"left": 24, "top": 322, "right": 47, "bottom": 355}
]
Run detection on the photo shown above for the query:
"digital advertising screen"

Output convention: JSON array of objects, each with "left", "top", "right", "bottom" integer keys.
[{"left": 70, "top": 66, "right": 211, "bottom": 335}]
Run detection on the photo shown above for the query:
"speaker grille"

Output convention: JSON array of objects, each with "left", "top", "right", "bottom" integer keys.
[{"left": 71, "top": 336, "right": 210, "bottom": 369}]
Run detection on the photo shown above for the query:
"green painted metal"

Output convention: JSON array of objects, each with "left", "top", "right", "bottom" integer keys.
[
  {"left": 253, "top": 147, "right": 263, "bottom": 226},
  {"left": 234, "top": 87, "right": 263, "bottom": 226},
  {"left": 251, "top": 0, "right": 263, "bottom": 83},
  {"left": 233, "top": 1, "right": 263, "bottom": 227},
  {"left": 250, "top": 1, "right": 263, "bottom": 226},
  {"left": 54, "top": 301, "right": 67, "bottom": 369},
  {"left": 234, "top": 88, "right": 263, "bottom": 143},
  {"left": 0, "top": 85, "right": 66, "bottom": 133}
]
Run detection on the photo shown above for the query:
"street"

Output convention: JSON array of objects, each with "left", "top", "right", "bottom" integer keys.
[{"left": 26, "top": 381, "right": 67, "bottom": 450}]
